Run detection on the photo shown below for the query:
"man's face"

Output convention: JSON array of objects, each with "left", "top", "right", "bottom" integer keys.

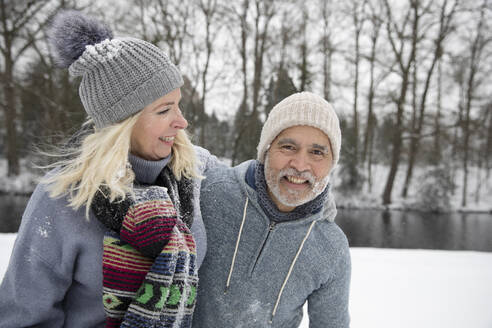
[{"left": 264, "top": 125, "right": 333, "bottom": 212}]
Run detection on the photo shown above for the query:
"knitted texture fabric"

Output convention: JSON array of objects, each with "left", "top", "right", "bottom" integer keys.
[
  {"left": 128, "top": 153, "right": 171, "bottom": 184},
  {"left": 93, "top": 186, "right": 197, "bottom": 328},
  {"left": 156, "top": 167, "right": 194, "bottom": 230},
  {"left": 70, "top": 37, "right": 183, "bottom": 129},
  {"left": 256, "top": 91, "right": 341, "bottom": 167},
  {"left": 49, "top": 11, "right": 183, "bottom": 129}
]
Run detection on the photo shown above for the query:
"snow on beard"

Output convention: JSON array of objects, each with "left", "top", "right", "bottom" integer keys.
[{"left": 264, "top": 156, "right": 330, "bottom": 208}]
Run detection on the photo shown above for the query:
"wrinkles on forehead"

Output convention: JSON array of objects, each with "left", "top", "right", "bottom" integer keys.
[{"left": 276, "top": 137, "right": 330, "bottom": 153}]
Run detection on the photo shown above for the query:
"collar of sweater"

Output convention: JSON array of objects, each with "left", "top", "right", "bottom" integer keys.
[
  {"left": 245, "top": 161, "right": 329, "bottom": 222},
  {"left": 128, "top": 152, "right": 172, "bottom": 184}
]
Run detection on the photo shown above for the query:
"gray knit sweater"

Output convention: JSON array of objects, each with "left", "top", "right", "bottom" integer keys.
[
  {"left": 193, "top": 160, "right": 351, "bottom": 328},
  {"left": 0, "top": 146, "right": 214, "bottom": 328}
]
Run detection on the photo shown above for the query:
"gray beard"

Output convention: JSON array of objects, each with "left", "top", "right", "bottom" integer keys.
[{"left": 264, "top": 156, "right": 330, "bottom": 208}]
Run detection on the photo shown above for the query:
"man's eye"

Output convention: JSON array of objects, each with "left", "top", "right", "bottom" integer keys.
[
  {"left": 311, "top": 149, "right": 325, "bottom": 156},
  {"left": 281, "top": 145, "right": 295, "bottom": 151}
]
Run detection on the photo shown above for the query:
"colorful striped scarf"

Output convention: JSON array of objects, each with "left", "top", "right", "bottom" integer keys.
[{"left": 93, "top": 185, "right": 197, "bottom": 328}]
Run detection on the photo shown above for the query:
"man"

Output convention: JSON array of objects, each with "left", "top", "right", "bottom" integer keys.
[{"left": 193, "top": 92, "right": 351, "bottom": 327}]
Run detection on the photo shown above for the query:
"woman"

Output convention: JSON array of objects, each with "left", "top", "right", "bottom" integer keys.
[{"left": 0, "top": 10, "right": 215, "bottom": 328}]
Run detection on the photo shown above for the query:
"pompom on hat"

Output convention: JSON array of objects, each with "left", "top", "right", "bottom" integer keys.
[
  {"left": 48, "top": 10, "right": 183, "bottom": 129},
  {"left": 257, "top": 92, "right": 342, "bottom": 167}
]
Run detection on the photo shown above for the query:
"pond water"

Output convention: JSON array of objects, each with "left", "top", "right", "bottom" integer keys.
[
  {"left": 336, "top": 208, "right": 492, "bottom": 252},
  {"left": 0, "top": 195, "right": 29, "bottom": 233},
  {"left": 1, "top": 195, "right": 491, "bottom": 251}
]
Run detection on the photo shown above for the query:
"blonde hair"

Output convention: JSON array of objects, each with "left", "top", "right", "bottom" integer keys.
[{"left": 42, "top": 113, "right": 200, "bottom": 219}]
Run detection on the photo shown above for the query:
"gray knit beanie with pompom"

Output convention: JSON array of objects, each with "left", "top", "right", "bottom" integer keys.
[{"left": 48, "top": 10, "right": 183, "bottom": 129}]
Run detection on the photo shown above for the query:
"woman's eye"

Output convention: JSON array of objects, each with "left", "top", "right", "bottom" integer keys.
[{"left": 157, "top": 108, "right": 170, "bottom": 115}]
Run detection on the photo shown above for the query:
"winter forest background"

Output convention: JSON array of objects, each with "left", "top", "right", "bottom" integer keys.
[
  {"left": 0, "top": 0, "right": 491, "bottom": 213},
  {"left": 2, "top": 2, "right": 491, "bottom": 326}
]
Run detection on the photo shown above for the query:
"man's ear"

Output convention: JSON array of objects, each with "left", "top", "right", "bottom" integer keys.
[{"left": 261, "top": 144, "right": 271, "bottom": 164}]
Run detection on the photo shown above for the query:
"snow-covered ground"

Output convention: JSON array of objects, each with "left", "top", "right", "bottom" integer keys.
[{"left": 1, "top": 233, "right": 491, "bottom": 328}]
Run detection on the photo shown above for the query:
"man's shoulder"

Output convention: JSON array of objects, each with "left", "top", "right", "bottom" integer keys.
[
  {"left": 201, "top": 159, "right": 253, "bottom": 188},
  {"left": 311, "top": 220, "right": 350, "bottom": 254},
  {"left": 302, "top": 221, "right": 350, "bottom": 282},
  {"left": 201, "top": 163, "right": 234, "bottom": 187}
]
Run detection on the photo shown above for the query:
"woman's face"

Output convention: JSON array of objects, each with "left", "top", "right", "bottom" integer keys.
[{"left": 130, "top": 88, "right": 188, "bottom": 160}]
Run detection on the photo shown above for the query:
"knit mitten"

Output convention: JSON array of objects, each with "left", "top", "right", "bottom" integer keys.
[
  {"left": 92, "top": 186, "right": 178, "bottom": 258},
  {"left": 91, "top": 186, "right": 131, "bottom": 232},
  {"left": 120, "top": 186, "right": 179, "bottom": 258}
]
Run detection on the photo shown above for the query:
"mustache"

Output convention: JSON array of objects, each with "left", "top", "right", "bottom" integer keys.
[{"left": 279, "top": 168, "right": 316, "bottom": 185}]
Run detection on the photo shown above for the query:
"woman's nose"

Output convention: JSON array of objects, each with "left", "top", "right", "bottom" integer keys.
[{"left": 173, "top": 108, "right": 188, "bottom": 129}]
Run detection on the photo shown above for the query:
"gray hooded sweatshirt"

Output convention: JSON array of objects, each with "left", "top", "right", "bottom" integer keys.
[
  {"left": 193, "top": 160, "right": 351, "bottom": 328},
  {"left": 0, "top": 146, "right": 213, "bottom": 328}
]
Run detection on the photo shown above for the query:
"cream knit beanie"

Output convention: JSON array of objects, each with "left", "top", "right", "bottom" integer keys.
[{"left": 257, "top": 92, "right": 341, "bottom": 167}]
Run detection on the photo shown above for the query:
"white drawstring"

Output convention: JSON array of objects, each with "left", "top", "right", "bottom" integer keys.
[
  {"left": 223, "top": 198, "right": 317, "bottom": 325},
  {"left": 224, "top": 197, "right": 249, "bottom": 294},
  {"left": 269, "top": 220, "right": 316, "bottom": 324}
]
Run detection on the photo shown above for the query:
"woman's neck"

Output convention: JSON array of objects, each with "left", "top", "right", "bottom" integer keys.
[{"left": 128, "top": 153, "right": 171, "bottom": 184}]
